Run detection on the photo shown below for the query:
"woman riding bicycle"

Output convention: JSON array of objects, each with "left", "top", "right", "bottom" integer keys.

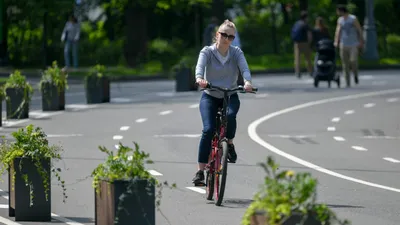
[{"left": 193, "top": 19, "right": 254, "bottom": 186}]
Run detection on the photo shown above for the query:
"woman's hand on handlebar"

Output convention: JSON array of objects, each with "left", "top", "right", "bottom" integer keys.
[
  {"left": 196, "top": 78, "right": 208, "bottom": 88},
  {"left": 244, "top": 81, "right": 253, "bottom": 92}
]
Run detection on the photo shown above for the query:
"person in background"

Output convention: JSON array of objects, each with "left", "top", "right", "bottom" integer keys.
[
  {"left": 61, "top": 15, "right": 81, "bottom": 69},
  {"left": 202, "top": 17, "right": 219, "bottom": 47},
  {"left": 334, "top": 4, "right": 364, "bottom": 87},
  {"left": 313, "top": 16, "right": 330, "bottom": 47},
  {"left": 291, "top": 11, "right": 313, "bottom": 78}
]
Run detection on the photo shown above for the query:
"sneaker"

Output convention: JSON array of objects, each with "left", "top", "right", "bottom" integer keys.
[
  {"left": 354, "top": 76, "right": 359, "bottom": 84},
  {"left": 227, "top": 144, "right": 237, "bottom": 163},
  {"left": 192, "top": 170, "right": 205, "bottom": 186}
]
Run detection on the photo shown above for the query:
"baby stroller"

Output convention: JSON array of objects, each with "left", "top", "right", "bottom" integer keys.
[{"left": 312, "top": 39, "right": 340, "bottom": 88}]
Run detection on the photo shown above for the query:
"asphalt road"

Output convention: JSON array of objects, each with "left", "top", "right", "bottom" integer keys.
[{"left": 0, "top": 70, "right": 399, "bottom": 225}]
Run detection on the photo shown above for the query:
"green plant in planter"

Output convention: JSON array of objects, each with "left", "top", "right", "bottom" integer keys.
[
  {"left": 39, "top": 61, "right": 68, "bottom": 97},
  {"left": 91, "top": 142, "right": 176, "bottom": 223},
  {"left": 242, "top": 156, "right": 351, "bottom": 225},
  {"left": 3, "top": 70, "right": 34, "bottom": 118},
  {"left": 0, "top": 124, "right": 67, "bottom": 206},
  {"left": 86, "top": 64, "right": 106, "bottom": 81}
]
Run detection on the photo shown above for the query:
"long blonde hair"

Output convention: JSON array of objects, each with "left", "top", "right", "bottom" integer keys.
[{"left": 212, "top": 19, "right": 237, "bottom": 44}]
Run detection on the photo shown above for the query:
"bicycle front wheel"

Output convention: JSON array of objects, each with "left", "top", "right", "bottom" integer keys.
[{"left": 215, "top": 140, "right": 229, "bottom": 206}]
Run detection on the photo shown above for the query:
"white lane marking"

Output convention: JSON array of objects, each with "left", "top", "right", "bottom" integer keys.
[
  {"left": 331, "top": 117, "right": 340, "bottom": 122},
  {"left": 113, "top": 135, "right": 123, "bottom": 140},
  {"left": 189, "top": 104, "right": 199, "bottom": 109},
  {"left": 327, "top": 127, "right": 336, "bottom": 131},
  {"left": 267, "top": 134, "right": 315, "bottom": 138},
  {"left": 0, "top": 215, "right": 22, "bottom": 225},
  {"left": 387, "top": 98, "right": 398, "bottom": 102},
  {"left": 111, "top": 98, "right": 132, "bottom": 103},
  {"left": 148, "top": 170, "right": 163, "bottom": 176},
  {"left": 186, "top": 187, "right": 206, "bottom": 194},
  {"left": 333, "top": 136, "right": 345, "bottom": 141},
  {"left": 344, "top": 110, "right": 354, "bottom": 115},
  {"left": 0, "top": 204, "right": 7, "bottom": 208},
  {"left": 248, "top": 88, "right": 400, "bottom": 193},
  {"left": 255, "top": 93, "right": 269, "bottom": 98},
  {"left": 383, "top": 157, "right": 400, "bottom": 163},
  {"left": 0, "top": 189, "right": 84, "bottom": 225},
  {"left": 115, "top": 145, "right": 120, "bottom": 149},
  {"left": 120, "top": 126, "right": 130, "bottom": 131},
  {"left": 51, "top": 213, "right": 84, "bottom": 225},
  {"left": 364, "top": 103, "right": 375, "bottom": 108},
  {"left": 136, "top": 118, "right": 147, "bottom": 123},
  {"left": 154, "top": 134, "right": 201, "bottom": 138},
  {"left": 361, "top": 136, "right": 400, "bottom": 140},
  {"left": 159, "top": 110, "right": 172, "bottom": 115},
  {"left": 352, "top": 146, "right": 367, "bottom": 151}
]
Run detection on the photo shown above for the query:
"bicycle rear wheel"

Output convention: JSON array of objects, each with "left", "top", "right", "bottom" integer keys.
[{"left": 214, "top": 140, "right": 229, "bottom": 206}]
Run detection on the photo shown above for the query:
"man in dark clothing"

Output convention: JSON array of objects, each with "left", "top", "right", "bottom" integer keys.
[
  {"left": 291, "top": 11, "right": 313, "bottom": 78},
  {"left": 202, "top": 17, "right": 219, "bottom": 46}
]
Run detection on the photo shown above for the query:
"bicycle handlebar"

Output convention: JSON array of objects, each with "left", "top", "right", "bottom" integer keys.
[{"left": 198, "top": 83, "right": 258, "bottom": 94}]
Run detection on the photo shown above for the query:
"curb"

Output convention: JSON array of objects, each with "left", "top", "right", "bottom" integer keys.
[{"left": 0, "top": 64, "right": 399, "bottom": 83}]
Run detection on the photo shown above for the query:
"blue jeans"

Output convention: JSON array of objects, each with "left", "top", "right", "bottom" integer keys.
[
  {"left": 198, "top": 92, "right": 240, "bottom": 163},
  {"left": 64, "top": 40, "right": 78, "bottom": 68}
]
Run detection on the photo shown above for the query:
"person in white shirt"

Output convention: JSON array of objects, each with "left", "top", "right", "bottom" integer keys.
[{"left": 61, "top": 15, "right": 81, "bottom": 68}]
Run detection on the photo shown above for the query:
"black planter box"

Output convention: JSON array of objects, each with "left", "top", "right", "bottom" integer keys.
[
  {"left": 85, "top": 76, "right": 104, "bottom": 104},
  {"left": 8, "top": 157, "right": 51, "bottom": 221},
  {"left": 6, "top": 87, "right": 29, "bottom": 119},
  {"left": 41, "top": 82, "right": 65, "bottom": 111},
  {"left": 95, "top": 179, "right": 155, "bottom": 225},
  {"left": 102, "top": 76, "right": 110, "bottom": 103},
  {"left": 175, "top": 67, "right": 197, "bottom": 92}
]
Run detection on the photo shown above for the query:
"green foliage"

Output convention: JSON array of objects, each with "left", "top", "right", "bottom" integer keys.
[
  {"left": 39, "top": 61, "right": 69, "bottom": 92},
  {"left": 386, "top": 34, "right": 400, "bottom": 57},
  {"left": 3, "top": 70, "right": 34, "bottom": 117},
  {"left": 87, "top": 64, "right": 107, "bottom": 78},
  {"left": 91, "top": 142, "right": 177, "bottom": 217},
  {"left": 242, "top": 156, "right": 350, "bottom": 225},
  {"left": 0, "top": 124, "right": 67, "bottom": 206}
]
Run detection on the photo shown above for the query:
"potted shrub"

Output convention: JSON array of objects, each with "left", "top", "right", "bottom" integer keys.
[
  {"left": 84, "top": 64, "right": 110, "bottom": 104},
  {"left": 242, "top": 156, "right": 351, "bottom": 225},
  {"left": 39, "top": 61, "right": 68, "bottom": 111},
  {"left": 0, "top": 124, "right": 67, "bottom": 221},
  {"left": 92, "top": 142, "right": 176, "bottom": 225},
  {"left": 3, "top": 70, "right": 33, "bottom": 119}
]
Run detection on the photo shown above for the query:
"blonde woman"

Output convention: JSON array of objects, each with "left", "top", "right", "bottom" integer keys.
[{"left": 193, "top": 19, "right": 253, "bottom": 186}]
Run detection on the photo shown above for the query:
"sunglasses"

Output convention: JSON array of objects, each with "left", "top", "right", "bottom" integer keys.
[{"left": 218, "top": 32, "right": 235, "bottom": 41}]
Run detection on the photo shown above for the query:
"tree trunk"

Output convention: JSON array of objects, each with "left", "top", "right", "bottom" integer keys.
[
  {"left": 299, "top": 0, "right": 307, "bottom": 11},
  {"left": 124, "top": 5, "right": 148, "bottom": 68}
]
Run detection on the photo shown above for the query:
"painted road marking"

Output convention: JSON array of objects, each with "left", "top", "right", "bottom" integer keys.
[
  {"left": 0, "top": 189, "right": 84, "bottom": 225},
  {"left": 115, "top": 145, "right": 120, "bottom": 149},
  {"left": 111, "top": 98, "right": 132, "bottom": 103},
  {"left": 344, "top": 110, "right": 354, "bottom": 115},
  {"left": 148, "top": 170, "right": 163, "bottom": 176},
  {"left": 189, "top": 104, "right": 199, "bottom": 108},
  {"left": 0, "top": 215, "right": 22, "bottom": 225},
  {"left": 267, "top": 134, "right": 315, "bottom": 138},
  {"left": 361, "top": 136, "right": 400, "bottom": 140},
  {"left": 159, "top": 110, "right": 172, "bottom": 115},
  {"left": 387, "top": 98, "right": 398, "bottom": 102},
  {"left": 364, "top": 103, "right": 375, "bottom": 108},
  {"left": 331, "top": 117, "right": 340, "bottom": 122},
  {"left": 154, "top": 134, "right": 202, "bottom": 138},
  {"left": 333, "top": 136, "right": 345, "bottom": 141},
  {"left": 383, "top": 157, "right": 400, "bottom": 163},
  {"left": 186, "top": 187, "right": 206, "bottom": 194},
  {"left": 113, "top": 135, "right": 123, "bottom": 140},
  {"left": 248, "top": 88, "right": 400, "bottom": 193},
  {"left": 327, "top": 127, "right": 336, "bottom": 131},
  {"left": 136, "top": 118, "right": 147, "bottom": 123},
  {"left": 352, "top": 146, "right": 368, "bottom": 151},
  {"left": 255, "top": 93, "right": 269, "bottom": 98},
  {"left": 120, "top": 126, "right": 130, "bottom": 131}
]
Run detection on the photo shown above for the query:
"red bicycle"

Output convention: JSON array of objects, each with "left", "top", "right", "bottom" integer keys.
[{"left": 201, "top": 83, "right": 257, "bottom": 206}]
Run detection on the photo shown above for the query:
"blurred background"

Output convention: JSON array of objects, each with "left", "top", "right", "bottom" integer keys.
[{"left": 0, "top": 0, "right": 398, "bottom": 77}]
